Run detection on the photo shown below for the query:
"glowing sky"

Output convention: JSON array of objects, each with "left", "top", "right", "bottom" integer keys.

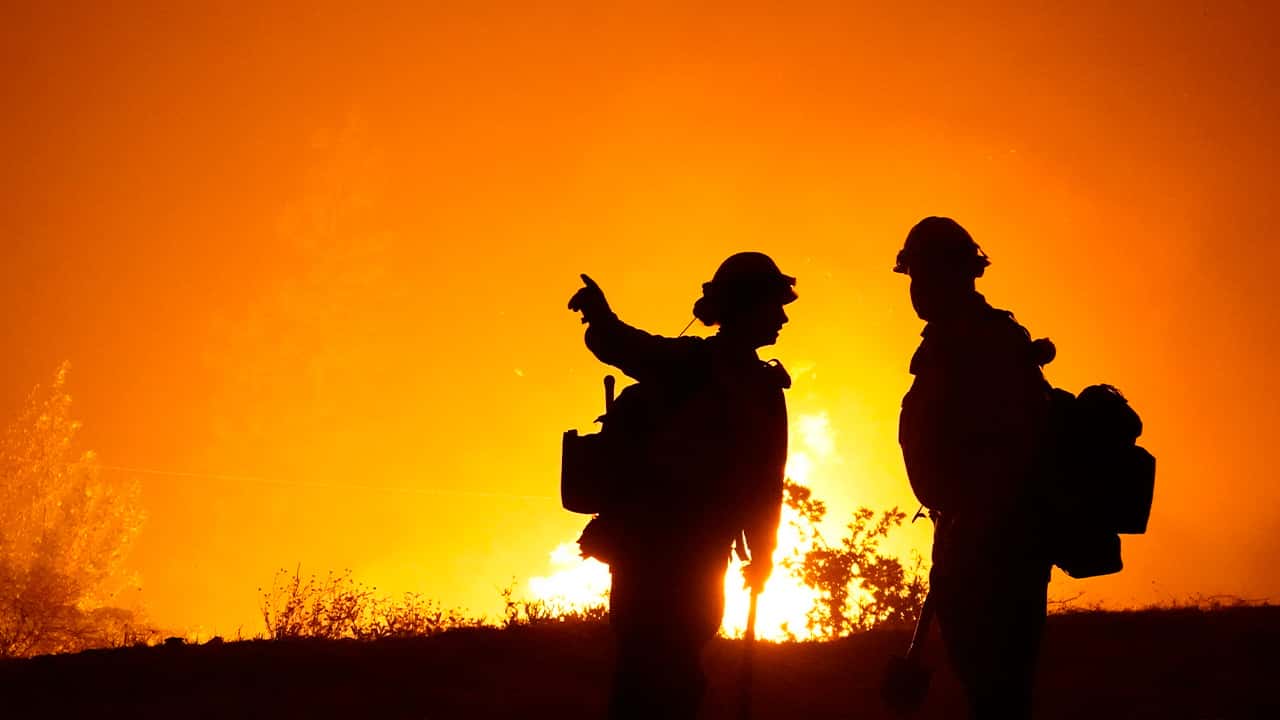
[{"left": 1, "top": 2, "right": 1277, "bottom": 633}]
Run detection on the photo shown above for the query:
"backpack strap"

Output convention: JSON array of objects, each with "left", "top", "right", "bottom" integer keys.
[{"left": 762, "top": 359, "right": 791, "bottom": 390}]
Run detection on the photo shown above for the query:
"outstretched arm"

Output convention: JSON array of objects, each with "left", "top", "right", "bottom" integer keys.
[{"left": 568, "top": 273, "right": 701, "bottom": 384}]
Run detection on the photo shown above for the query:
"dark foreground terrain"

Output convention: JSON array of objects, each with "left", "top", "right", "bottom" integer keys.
[{"left": 2, "top": 605, "right": 1276, "bottom": 719}]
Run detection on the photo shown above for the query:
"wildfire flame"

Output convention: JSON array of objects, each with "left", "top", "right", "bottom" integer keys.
[{"left": 527, "top": 543, "right": 611, "bottom": 610}]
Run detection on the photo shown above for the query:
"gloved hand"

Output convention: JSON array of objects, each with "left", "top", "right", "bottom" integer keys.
[
  {"left": 741, "top": 555, "right": 773, "bottom": 594},
  {"left": 567, "top": 273, "right": 613, "bottom": 324}
]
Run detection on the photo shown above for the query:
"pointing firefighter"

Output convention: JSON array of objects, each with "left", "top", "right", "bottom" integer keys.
[{"left": 567, "top": 252, "right": 796, "bottom": 719}]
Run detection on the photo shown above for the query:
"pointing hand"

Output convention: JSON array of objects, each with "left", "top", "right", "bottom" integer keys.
[{"left": 568, "top": 273, "right": 612, "bottom": 324}]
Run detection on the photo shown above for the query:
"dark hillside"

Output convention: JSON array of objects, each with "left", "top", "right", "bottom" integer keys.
[{"left": 2, "top": 606, "right": 1277, "bottom": 719}]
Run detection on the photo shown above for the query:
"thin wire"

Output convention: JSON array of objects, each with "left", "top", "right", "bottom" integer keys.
[
  {"left": 89, "top": 321, "right": 701, "bottom": 506},
  {"left": 92, "top": 463, "right": 556, "bottom": 503}
]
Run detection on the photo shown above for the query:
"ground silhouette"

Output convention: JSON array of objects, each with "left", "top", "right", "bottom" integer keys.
[{"left": 2, "top": 604, "right": 1275, "bottom": 719}]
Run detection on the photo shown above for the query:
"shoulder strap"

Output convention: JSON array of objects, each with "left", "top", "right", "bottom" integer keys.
[{"left": 762, "top": 359, "right": 791, "bottom": 390}]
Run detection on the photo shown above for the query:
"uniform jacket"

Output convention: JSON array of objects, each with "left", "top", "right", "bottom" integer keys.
[
  {"left": 899, "top": 295, "right": 1051, "bottom": 574},
  {"left": 584, "top": 312, "right": 788, "bottom": 565}
]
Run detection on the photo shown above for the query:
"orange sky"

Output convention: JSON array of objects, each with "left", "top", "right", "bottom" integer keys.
[{"left": 2, "top": 2, "right": 1278, "bottom": 633}]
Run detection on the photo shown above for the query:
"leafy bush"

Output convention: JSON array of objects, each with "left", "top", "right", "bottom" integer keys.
[
  {"left": 369, "top": 591, "right": 480, "bottom": 639},
  {"left": 783, "top": 480, "right": 929, "bottom": 638},
  {"left": 260, "top": 566, "right": 477, "bottom": 640},
  {"left": 0, "top": 364, "right": 147, "bottom": 657},
  {"left": 259, "top": 566, "right": 610, "bottom": 640},
  {"left": 499, "top": 583, "right": 607, "bottom": 629}
]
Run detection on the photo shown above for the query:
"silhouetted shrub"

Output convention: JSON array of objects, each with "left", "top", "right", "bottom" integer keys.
[
  {"left": 260, "top": 567, "right": 372, "bottom": 640},
  {"left": 259, "top": 566, "right": 478, "bottom": 640},
  {"left": 364, "top": 591, "right": 479, "bottom": 639},
  {"left": 499, "top": 583, "right": 608, "bottom": 629},
  {"left": 783, "top": 480, "right": 929, "bottom": 638}
]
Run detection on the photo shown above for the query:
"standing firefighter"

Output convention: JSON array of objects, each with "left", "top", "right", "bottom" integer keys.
[
  {"left": 566, "top": 253, "right": 795, "bottom": 720},
  {"left": 895, "top": 218, "right": 1053, "bottom": 719}
]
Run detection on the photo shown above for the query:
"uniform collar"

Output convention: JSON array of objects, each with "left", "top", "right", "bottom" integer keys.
[
  {"left": 921, "top": 292, "right": 991, "bottom": 339},
  {"left": 708, "top": 333, "right": 764, "bottom": 369}
]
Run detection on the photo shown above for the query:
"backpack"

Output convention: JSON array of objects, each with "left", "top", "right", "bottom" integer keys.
[
  {"left": 561, "top": 359, "right": 790, "bottom": 566},
  {"left": 561, "top": 360, "right": 790, "bottom": 515},
  {"left": 560, "top": 376, "right": 683, "bottom": 565},
  {"left": 1043, "top": 383, "right": 1157, "bottom": 578},
  {"left": 560, "top": 375, "right": 670, "bottom": 515}
]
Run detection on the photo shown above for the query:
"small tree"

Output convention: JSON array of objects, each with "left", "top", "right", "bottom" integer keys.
[
  {"left": 783, "top": 480, "right": 928, "bottom": 638},
  {"left": 0, "top": 364, "right": 145, "bottom": 656}
]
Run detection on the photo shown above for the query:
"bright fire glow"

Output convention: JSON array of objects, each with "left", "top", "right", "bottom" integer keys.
[
  {"left": 528, "top": 543, "right": 611, "bottom": 611},
  {"left": 528, "top": 411, "right": 841, "bottom": 641}
]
